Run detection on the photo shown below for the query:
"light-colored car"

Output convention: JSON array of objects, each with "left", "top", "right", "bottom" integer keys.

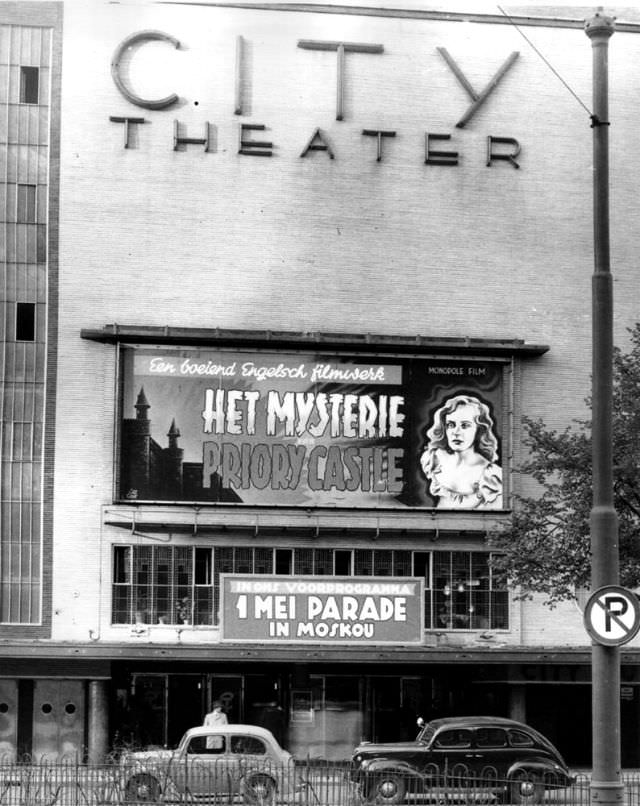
[{"left": 121, "top": 724, "right": 298, "bottom": 804}]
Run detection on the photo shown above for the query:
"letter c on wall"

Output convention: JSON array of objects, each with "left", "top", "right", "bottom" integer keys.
[{"left": 111, "top": 30, "right": 180, "bottom": 109}]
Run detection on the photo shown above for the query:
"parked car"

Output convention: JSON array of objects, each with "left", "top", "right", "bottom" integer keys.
[
  {"left": 121, "top": 724, "right": 298, "bottom": 804},
  {"left": 350, "top": 716, "right": 573, "bottom": 805}
]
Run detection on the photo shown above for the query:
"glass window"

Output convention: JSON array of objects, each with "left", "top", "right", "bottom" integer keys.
[
  {"left": 334, "top": 550, "right": 351, "bottom": 575},
  {"left": 354, "top": 549, "right": 373, "bottom": 576},
  {"left": 17, "top": 185, "right": 37, "bottom": 223},
  {"left": 428, "top": 551, "right": 507, "bottom": 631},
  {"left": 20, "top": 66, "right": 39, "bottom": 104},
  {"left": 434, "top": 729, "right": 472, "bottom": 749},
  {"left": 194, "top": 548, "right": 213, "bottom": 625},
  {"left": 275, "top": 549, "right": 292, "bottom": 574},
  {"left": 508, "top": 729, "right": 535, "bottom": 748},
  {"left": 111, "top": 546, "right": 508, "bottom": 630},
  {"left": 231, "top": 736, "right": 266, "bottom": 755},
  {"left": 16, "top": 303, "right": 36, "bottom": 341},
  {"left": 294, "top": 548, "right": 314, "bottom": 576},
  {"left": 373, "top": 549, "right": 393, "bottom": 576},
  {"left": 10, "top": 422, "right": 33, "bottom": 460},
  {"left": 476, "top": 728, "right": 507, "bottom": 748},
  {"left": 189, "top": 735, "right": 225, "bottom": 754},
  {"left": 37, "top": 225, "right": 47, "bottom": 263}
]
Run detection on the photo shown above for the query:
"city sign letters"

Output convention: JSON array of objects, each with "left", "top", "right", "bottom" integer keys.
[{"left": 109, "top": 30, "right": 522, "bottom": 167}]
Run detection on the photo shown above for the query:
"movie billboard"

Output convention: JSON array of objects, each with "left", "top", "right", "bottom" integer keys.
[{"left": 118, "top": 346, "right": 506, "bottom": 509}]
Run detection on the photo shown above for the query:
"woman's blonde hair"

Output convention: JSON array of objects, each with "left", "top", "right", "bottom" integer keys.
[{"left": 424, "top": 394, "right": 499, "bottom": 462}]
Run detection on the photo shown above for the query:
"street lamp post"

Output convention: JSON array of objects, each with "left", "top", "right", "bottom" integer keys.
[{"left": 584, "top": 9, "right": 622, "bottom": 806}]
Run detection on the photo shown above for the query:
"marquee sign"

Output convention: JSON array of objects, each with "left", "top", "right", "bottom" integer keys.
[
  {"left": 118, "top": 345, "right": 506, "bottom": 509},
  {"left": 220, "top": 574, "right": 424, "bottom": 644}
]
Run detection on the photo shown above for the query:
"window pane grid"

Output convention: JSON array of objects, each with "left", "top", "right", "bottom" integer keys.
[
  {"left": 313, "top": 549, "right": 333, "bottom": 575},
  {"left": 1, "top": 22, "right": 53, "bottom": 626},
  {"left": 112, "top": 546, "right": 508, "bottom": 630},
  {"left": 354, "top": 549, "right": 373, "bottom": 576},
  {"left": 429, "top": 551, "right": 506, "bottom": 631},
  {"left": 373, "top": 549, "right": 393, "bottom": 576},
  {"left": 254, "top": 548, "right": 273, "bottom": 575},
  {"left": 294, "top": 548, "right": 314, "bottom": 575},
  {"left": 393, "top": 550, "right": 412, "bottom": 576}
]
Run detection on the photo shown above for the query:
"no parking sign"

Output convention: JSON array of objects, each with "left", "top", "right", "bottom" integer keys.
[{"left": 584, "top": 585, "right": 640, "bottom": 646}]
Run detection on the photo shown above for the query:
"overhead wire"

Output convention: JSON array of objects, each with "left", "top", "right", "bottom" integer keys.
[{"left": 496, "top": 4, "right": 595, "bottom": 120}]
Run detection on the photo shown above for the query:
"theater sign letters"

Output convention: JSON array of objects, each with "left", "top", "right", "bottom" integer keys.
[
  {"left": 109, "top": 30, "right": 522, "bottom": 167},
  {"left": 221, "top": 575, "right": 424, "bottom": 644},
  {"left": 119, "top": 346, "right": 505, "bottom": 509}
]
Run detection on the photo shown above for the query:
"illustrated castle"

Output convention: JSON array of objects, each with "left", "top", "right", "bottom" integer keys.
[{"left": 120, "top": 388, "right": 241, "bottom": 503}]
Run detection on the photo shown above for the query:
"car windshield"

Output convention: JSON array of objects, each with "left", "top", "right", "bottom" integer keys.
[{"left": 416, "top": 723, "right": 436, "bottom": 744}]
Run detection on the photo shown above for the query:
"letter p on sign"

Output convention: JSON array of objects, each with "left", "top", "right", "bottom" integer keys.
[{"left": 584, "top": 585, "right": 640, "bottom": 646}]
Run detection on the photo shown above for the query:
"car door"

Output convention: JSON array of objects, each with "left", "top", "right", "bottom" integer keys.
[
  {"left": 473, "top": 727, "right": 511, "bottom": 777},
  {"left": 181, "top": 733, "right": 231, "bottom": 796},
  {"left": 427, "top": 728, "right": 475, "bottom": 782},
  {"left": 229, "top": 732, "right": 271, "bottom": 790}
]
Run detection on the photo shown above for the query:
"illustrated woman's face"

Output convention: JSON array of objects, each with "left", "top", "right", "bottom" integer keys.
[{"left": 445, "top": 403, "right": 478, "bottom": 452}]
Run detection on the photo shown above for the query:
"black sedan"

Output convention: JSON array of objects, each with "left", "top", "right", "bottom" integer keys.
[{"left": 350, "top": 716, "right": 573, "bottom": 805}]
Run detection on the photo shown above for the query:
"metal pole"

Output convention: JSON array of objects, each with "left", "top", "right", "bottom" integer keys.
[{"left": 584, "top": 9, "right": 622, "bottom": 806}]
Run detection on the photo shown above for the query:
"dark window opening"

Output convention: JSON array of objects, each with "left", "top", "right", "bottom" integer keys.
[
  {"left": 275, "top": 549, "right": 292, "bottom": 575},
  {"left": 20, "top": 66, "right": 39, "bottom": 104},
  {"left": 335, "top": 550, "right": 352, "bottom": 575},
  {"left": 114, "top": 547, "right": 130, "bottom": 583},
  {"left": 16, "top": 303, "right": 35, "bottom": 341},
  {"left": 413, "top": 552, "right": 429, "bottom": 579}
]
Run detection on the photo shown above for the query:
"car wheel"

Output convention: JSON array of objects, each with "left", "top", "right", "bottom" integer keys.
[
  {"left": 365, "top": 774, "right": 407, "bottom": 805},
  {"left": 125, "top": 773, "right": 161, "bottom": 802},
  {"left": 242, "top": 773, "right": 276, "bottom": 806},
  {"left": 509, "top": 773, "right": 543, "bottom": 805}
]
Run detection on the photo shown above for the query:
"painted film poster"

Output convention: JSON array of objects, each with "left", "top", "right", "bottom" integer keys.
[{"left": 119, "top": 346, "right": 505, "bottom": 509}]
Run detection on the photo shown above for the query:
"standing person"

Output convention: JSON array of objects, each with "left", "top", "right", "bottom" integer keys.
[
  {"left": 204, "top": 701, "right": 228, "bottom": 749},
  {"left": 420, "top": 394, "right": 502, "bottom": 509}
]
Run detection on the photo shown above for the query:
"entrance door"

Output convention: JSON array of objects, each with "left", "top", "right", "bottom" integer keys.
[
  {"left": 32, "top": 681, "right": 85, "bottom": 761},
  {"left": 323, "top": 676, "right": 362, "bottom": 759},
  {"left": 370, "top": 678, "right": 401, "bottom": 742},
  {"left": 288, "top": 675, "right": 363, "bottom": 760},
  {"left": 168, "top": 676, "right": 206, "bottom": 747},
  {"left": 131, "top": 676, "right": 166, "bottom": 747},
  {"left": 245, "top": 674, "right": 285, "bottom": 745},
  {"left": 130, "top": 675, "right": 206, "bottom": 749},
  {"left": 0, "top": 680, "right": 18, "bottom": 760},
  {"left": 209, "top": 675, "right": 243, "bottom": 723}
]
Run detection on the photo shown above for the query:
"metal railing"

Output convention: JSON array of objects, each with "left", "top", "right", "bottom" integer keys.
[{"left": 0, "top": 760, "right": 634, "bottom": 806}]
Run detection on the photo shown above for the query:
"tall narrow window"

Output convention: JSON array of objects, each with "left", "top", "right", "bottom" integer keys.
[
  {"left": 112, "top": 547, "right": 132, "bottom": 624},
  {"left": 20, "top": 66, "right": 39, "bottom": 104},
  {"left": 275, "top": 549, "right": 292, "bottom": 575},
  {"left": 17, "top": 184, "right": 37, "bottom": 223},
  {"left": 16, "top": 303, "right": 35, "bottom": 341},
  {"left": 334, "top": 550, "right": 352, "bottom": 575}
]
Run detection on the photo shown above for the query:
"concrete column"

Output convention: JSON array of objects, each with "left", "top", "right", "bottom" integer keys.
[
  {"left": 87, "top": 680, "right": 109, "bottom": 763},
  {"left": 508, "top": 684, "right": 526, "bottom": 723}
]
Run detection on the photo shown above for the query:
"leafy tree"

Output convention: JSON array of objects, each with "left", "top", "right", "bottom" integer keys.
[{"left": 489, "top": 323, "right": 640, "bottom": 606}]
